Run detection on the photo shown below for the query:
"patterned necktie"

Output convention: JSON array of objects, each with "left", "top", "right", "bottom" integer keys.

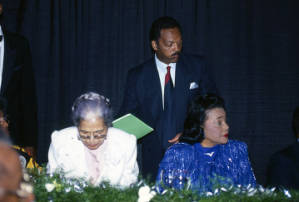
[
  {"left": 162, "top": 66, "right": 175, "bottom": 148},
  {"left": 164, "top": 66, "right": 173, "bottom": 109},
  {"left": 165, "top": 66, "right": 173, "bottom": 88}
]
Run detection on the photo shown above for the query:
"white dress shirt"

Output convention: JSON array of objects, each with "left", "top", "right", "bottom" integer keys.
[{"left": 155, "top": 54, "right": 176, "bottom": 109}]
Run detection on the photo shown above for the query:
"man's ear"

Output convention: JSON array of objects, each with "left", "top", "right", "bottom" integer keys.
[{"left": 151, "top": 40, "right": 159, "bottom": 51}]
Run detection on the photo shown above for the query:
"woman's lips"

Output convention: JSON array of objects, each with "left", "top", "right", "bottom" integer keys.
[
  {"left": 87, "top": 144, "right": 98, "bottom": 148},
  {"left": 224, "top": 134, "right": 229, "bottom": 138}
]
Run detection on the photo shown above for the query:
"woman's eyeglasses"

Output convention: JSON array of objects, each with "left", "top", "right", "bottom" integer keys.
[{"left": 78, "top": 129, "right": 107, "bottom": 141}]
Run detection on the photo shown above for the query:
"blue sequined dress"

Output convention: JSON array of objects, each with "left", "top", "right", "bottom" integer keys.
[{"left": 156, "top": 140, "right": 256, "bottom": 193}]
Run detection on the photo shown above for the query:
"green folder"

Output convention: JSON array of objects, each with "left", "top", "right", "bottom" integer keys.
[{"left": 112, "top": 113, "right": 153, "bottom": 139}]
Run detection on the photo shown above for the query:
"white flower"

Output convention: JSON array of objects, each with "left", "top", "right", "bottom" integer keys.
[
  {"left": 213, "top": 188, "right": 219, "bottom": 195},
  {"left": 45, "top": 183, "right": 55, "bottom": 192},
  {"left": 137, "top": 185, "right": 156, "bottom": 202},
  {"left": 220, "top": 187, "right": 227, "bottom": 192},
  {"left": 20, "top": 182, "right": 33, "bottom": 194},
  {"left": 139, "top": 186, "right": 150, "bottom": 196},
  {"left": 65, "top": 187, "right": 71, "bottom": 193},
  {"left": 247, "top": 189, "right": 257, "bottom": 196},
  {"left": 23, "top": 173, "right": 30, "bottom": 182},
  {"left": 258, "top": 185, "right": 265, "bottom": 193},
  {"left": 283, "top": 189, "right": 292, "bottom": 198},
  {"left": 161, "top": 189, "right": 168, "bottom": 195}
]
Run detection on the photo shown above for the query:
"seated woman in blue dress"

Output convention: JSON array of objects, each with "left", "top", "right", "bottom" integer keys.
[{"left": 156, "top": 94, "right": 256, "bottom": 193}]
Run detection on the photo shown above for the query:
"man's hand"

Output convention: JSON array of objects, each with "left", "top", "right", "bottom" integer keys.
[{"left": 168, "top": 132, "right": 182, "bottom": 144}]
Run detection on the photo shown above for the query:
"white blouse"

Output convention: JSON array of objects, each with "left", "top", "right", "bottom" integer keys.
[{"left": 47, "top": 127, "right": 139, "bottom": 188}]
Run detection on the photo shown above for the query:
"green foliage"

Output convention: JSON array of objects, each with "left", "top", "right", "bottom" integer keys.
[{"left": 29, "top": 169, "right": 299, "bottom": 202}]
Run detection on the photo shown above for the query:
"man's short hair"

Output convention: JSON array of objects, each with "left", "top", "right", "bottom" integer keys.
[{"left": 149, "top": 16, "right": 182, "bottom": 44}]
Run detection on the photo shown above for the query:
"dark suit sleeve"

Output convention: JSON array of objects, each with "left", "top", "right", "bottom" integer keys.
[
  {"left": 20, "top": 37, "right": 38, "bottom": 147},
  {"left": 118, "top": 68, "right": 141, "bottom": 117}
]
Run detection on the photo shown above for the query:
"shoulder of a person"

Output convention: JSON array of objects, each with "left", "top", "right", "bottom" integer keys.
[
  {"left": 268, "top": 148, "right": 295, "bottom": 167},
  {"left": 271, "top": 142, "right": 298, "bottom": 159},
  {"left": 282, "top": 142, "right": 298, "bottom": 153},
  {"left": 224, "top": 140, "right": 248, "bottom": 152},
  {"left": 107, "top": 127, "right": 136, "bottom": 146},
  {"left": 160, "top": 143, "right": 194, "bottom": 164},
  {"left": 226, "top": 139, "right": 247, "bottom": 146},
  {"left": 3, "top": 30, "right": 28, "bottom": 43},
  {"left": 166, "top": 142, "right": 194, "bottom": 155},
  {"left": 128, "top": 57, "right": 154, "bottom": 74},
  {"left": 3, "top": 31, "right": 30, "bottom": 53},
  {"left": 178, "top": 54, "right": 206, "bottom": 75},
  {"left": 180, "top": 53, "right": 205, "bottom": 62},
  {"left": 51, "top": 126, "right": 78, "bottom": 143}
]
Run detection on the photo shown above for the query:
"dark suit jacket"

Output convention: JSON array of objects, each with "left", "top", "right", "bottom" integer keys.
[
  {"left": 120, "top": 54, "right": 217, "bottom": 179},
  {"left": 267, "top": 142, "right": 299, "bottom": 189},
  {"left": 0, "top": 29, "right": 38, "bottom": 147}
]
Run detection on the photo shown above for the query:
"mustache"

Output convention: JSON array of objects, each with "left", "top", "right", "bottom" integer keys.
[{"left": 171, "top": 52, "right": 180, "bottom": 57}]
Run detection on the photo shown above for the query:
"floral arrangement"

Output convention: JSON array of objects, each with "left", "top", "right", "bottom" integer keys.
[{"left": 29, "top": 169, "right": 299, "bottom": 202}]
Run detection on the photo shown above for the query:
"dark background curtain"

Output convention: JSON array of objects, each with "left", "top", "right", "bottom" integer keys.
[{"left": 1, "top": 0, "right": 298, "bottom": 185}]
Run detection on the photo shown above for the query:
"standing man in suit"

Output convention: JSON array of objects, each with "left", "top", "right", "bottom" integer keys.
[
  {"left": 120, "top": 16, "right": 217, "bottom": 179},
  {"left": 0, "top": 3, "right": 38, "bottom": 156},
  {"left": 267, "top": 106, "right": 299, "bottom": 189}
]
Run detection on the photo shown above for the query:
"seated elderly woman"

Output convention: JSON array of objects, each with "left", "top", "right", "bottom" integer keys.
[
  {"left": 156, "top": 94, "right": 256, "bottom": 193},
  {"left": 47, "top": 92, "right": 139, "bottom": 188}
]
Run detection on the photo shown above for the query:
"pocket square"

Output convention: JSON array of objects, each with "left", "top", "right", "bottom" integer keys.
[{"left": 189, "top": 82, "right": 199, "bottom": 90}]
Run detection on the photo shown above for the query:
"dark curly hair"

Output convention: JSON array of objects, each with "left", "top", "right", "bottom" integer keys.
[
  {"left": 149, "top": 16, "right": 182, "bottom": 47},
  {"left": 179, "top": 94, "right": 225, "bottom": 145}
]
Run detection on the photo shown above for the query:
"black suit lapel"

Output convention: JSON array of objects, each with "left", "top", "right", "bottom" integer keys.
[
  {"left": 174, "top": 55, "right": 189, "bottom": 110},
  {"left": 173, "top": 54, "right": 194, "bottom": 133},
  {"left": 1, "top": 32, "right": 17, "bottom": 94},
  {"left": 144, "top": 58, "right": 163, "bottom": 116},
  {"left": 174, "top": 55, "right": 189, "bottom": 99}
]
